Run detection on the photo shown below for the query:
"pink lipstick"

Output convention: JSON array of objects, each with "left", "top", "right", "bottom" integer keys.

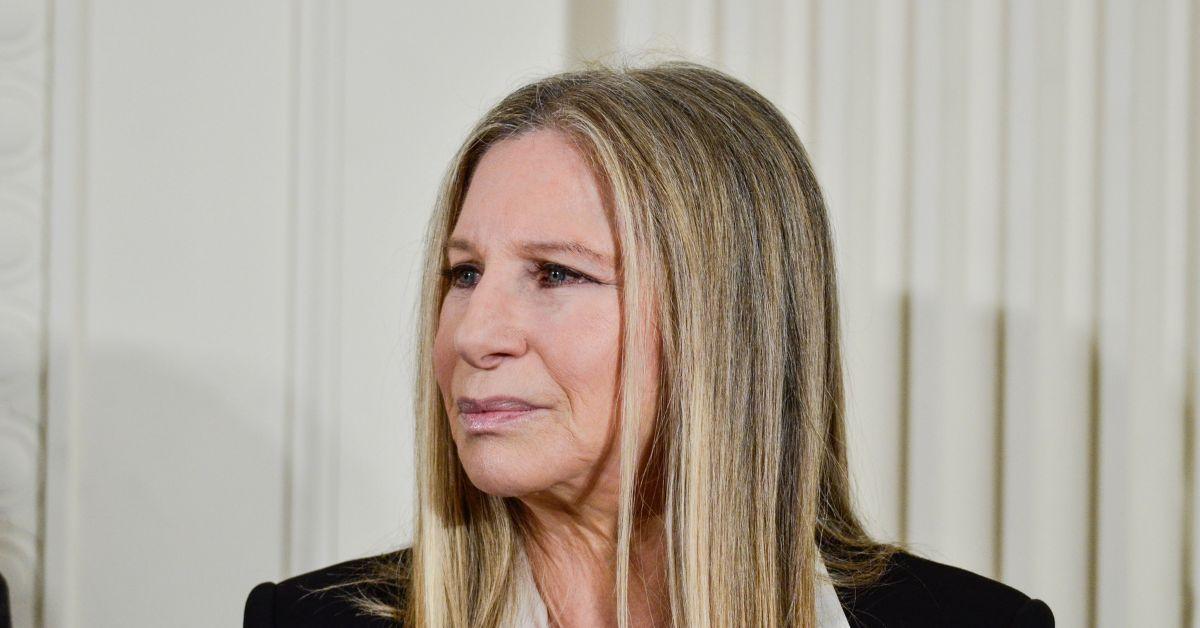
[{"left": 457, "top": 396, "right": 545, "bottom": 433}]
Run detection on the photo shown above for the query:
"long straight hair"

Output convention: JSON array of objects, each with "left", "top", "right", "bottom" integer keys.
[{"left": 371, "top": 61, "right": 901, "bottom": 627}]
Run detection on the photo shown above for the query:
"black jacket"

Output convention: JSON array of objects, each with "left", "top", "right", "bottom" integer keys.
[
  {"left": 244, "top": 549, "right": 1055, "bottom": 627},
  {"left": 1, "top": 570, "right": 10, "bottom": 628}
]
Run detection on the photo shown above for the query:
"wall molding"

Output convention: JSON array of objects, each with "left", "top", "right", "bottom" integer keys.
[
  {"left": 41, "top": 0, "right": 87, "bottom": 625},
  {"left": 285, "top": 0, "right": 347, "bottom": 577},
  {"left": 0, "top": 1, "right": 51, "bottom": 627}
]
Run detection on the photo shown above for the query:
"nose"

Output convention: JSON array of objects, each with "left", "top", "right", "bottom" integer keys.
[{"left": 452, "top": 270, "right": 528, "bottom": 369}]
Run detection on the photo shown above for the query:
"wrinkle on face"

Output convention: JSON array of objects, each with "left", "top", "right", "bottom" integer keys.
[{"left": 433, "top": 128, "right": 648, "bottom": 513}]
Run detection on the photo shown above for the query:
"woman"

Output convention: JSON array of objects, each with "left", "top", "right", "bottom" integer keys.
[{"left": 244, "top": 62, "right": 1055, "bottom": 627}]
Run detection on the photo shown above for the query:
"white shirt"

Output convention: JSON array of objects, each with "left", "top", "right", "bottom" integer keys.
[{"left": 511, "top": 548, "right": 851, "bottom": 627}]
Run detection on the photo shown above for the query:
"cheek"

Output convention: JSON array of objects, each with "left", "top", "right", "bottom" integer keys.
[
  {"left": 538, "top": 301, "right": 622, "bottom": 422},
  {"left": 432, "top": 304, "right": 459, "bottom": 395}
]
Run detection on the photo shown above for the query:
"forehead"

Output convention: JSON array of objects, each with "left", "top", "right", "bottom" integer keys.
[{"left": 452, "top": 129, "right": 612, "bottom": 250}]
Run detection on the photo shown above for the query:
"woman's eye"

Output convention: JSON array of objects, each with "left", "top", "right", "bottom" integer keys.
[
  {"left": 536, "top": 263, "right": 590, "bottom": 287},
  {"left": 441, "top": 265, "right": 480, "bottom": 289},
  {"left": 440, "top": 263, "right": 592, "bottom": 290}
]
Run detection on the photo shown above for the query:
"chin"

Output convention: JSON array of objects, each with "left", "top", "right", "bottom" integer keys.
[{"left": 456, "top": 439, "right": 558, "bottom": 497}]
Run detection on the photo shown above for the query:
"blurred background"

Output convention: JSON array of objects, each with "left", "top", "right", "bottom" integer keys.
[{"left": 0, "top": 0, "right": 1197, "bottom": 626}]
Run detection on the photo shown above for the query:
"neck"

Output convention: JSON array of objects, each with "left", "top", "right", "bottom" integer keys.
[{"left": 516, "top": 499, "right": 669, "bottom": 627}]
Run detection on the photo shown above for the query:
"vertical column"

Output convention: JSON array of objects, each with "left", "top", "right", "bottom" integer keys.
[
  {"left": 1095, "top": 0, "right": 1188, "bottom": 625},
  {"left": 1188, "top": 1, "right": 1200, "bottom": 624},
  {"left": 777, "top": 0, "right": 817, "bottom": 139},
  {"left": 847, "top": 0, "right": 911, "bottom": 544},
  {"left": 43, "top": 0, "right": 85, "bottom": 625},
  {"left": 904, "top": 0, "right": 945, "bottom": 559},
  {"left": 1000, "top": 0, "right": 1038, "bottom": 589},
  {"left": 0, "top": 2, "right": 49, "bottom": 627},
  {"left": 1057, "top": 1, "right": 1100, "bottom": 624},
  {"left": 1000, "top": 1, "right": 1097, "bottom": 625},
  {"left": 812, "top": 0, "right": 911, "bottom": 546},
  {"left": 716, "top": 0, "right": 788, "bottom": 94},
  {"left": 1093, "top": 1, "right": 1136, "bottom": 621},
  {"left": 615, "top": 0, "right": 657, "bottom": 56},
  {"left": 810, "top": 0, "right": 850, "bottom": 245},
  {"left": 960, "top": 0, "right": 1005, "bottom": 581},
  {"left": 905, "top": 0, "right": 1001, "bottom": 578},
  {"left": 1163, "top": 4, "right": 1195, "bottom": 627},
  {"left": 287, "top": 0, "right": 346, "bottom": 577}
]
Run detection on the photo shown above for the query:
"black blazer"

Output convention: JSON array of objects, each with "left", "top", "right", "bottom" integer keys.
[
  {"left": 1, "top": 570, "right": 11, "bottom": 628},
  {"left": 244, "top": 549, "right": 1055, "bottom": 627}
]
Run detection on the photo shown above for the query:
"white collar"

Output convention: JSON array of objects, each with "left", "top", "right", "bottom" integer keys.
[
  {"left": 814, "top": 552, "right": 852, "bottom": 628},
  {"left": 511, "top": 548, "right": 850, "bottom": 627}
]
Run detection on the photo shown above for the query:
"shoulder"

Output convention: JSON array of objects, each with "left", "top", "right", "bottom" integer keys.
[
  {"left": 244, "top": 549, "right": 410, "bottom": 628},
  {"left": 244, "top": 547, "right": 1055, "bottom": 627},
  {"left": 835, "top": 550, "right": 1054, "bottom": 627}
]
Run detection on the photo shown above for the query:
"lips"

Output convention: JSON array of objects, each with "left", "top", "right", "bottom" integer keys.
[
  {"left": 456, "top": 395, "right": 546, "bottom": 433},
  {"left": 457, "top": 396, "right": 541, "bottom": 414}
]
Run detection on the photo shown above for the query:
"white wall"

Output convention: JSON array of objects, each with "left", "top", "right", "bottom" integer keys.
[{"left": 0, "top": 1, "right": 1197, "bottom": 627}]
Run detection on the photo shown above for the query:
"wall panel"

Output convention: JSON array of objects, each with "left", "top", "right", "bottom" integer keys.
[
  {"left": 0, "top": 1, "right": 48, "bottom": 626},
  {"left": 61, "top": 1, "right": 292, "bottom": 626},
  {"left": 999, "top": 1, "right": 1098, "bottom": 624},
  {"left": 602, "top": 1, "right": 1200, "bottom": 626}
]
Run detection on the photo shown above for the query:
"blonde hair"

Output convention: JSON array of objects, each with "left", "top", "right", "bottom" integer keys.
[{"left": 365, "top": 60, "right": 902, "bottom": 627}]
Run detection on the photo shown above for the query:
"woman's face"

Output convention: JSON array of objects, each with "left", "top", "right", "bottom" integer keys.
[{"left": 433, "top": 128, "right": 658, "bottom": 504}]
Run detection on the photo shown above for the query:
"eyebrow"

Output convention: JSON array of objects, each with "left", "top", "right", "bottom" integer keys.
[{"left": 446, "top": 237, "right": 615, "bottom": 268}]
